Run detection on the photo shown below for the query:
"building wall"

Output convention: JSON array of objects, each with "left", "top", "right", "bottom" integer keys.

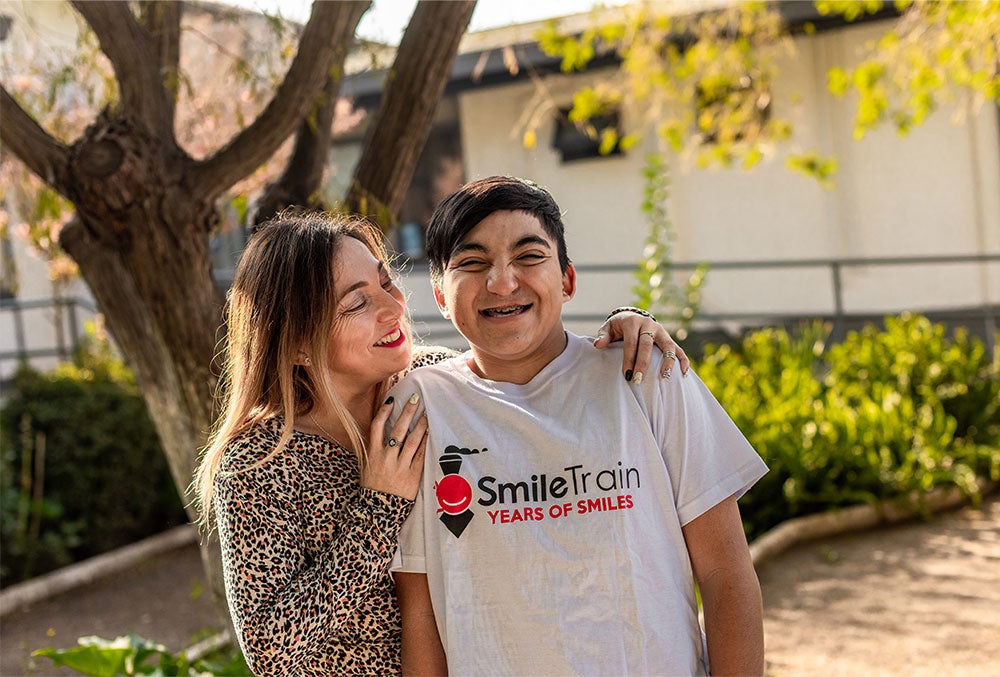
[
  {"left": 400, "top": 18, "right": 1000, "bottom": 347},
  {"left": 0, "top": 0, "right": 94, "bottom": 384}
]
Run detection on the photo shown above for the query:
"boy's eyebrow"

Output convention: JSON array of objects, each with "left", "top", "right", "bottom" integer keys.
[
  {"left": 449, "top": 235, "right": 552, "bottom": 260},
  {"left": 513, "top": 235, "right": 552, "bottom": 250}
]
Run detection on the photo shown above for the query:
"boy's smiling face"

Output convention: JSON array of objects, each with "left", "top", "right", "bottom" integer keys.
[{"left": 433, "top": 209, "right": 576, "bottom": 383}]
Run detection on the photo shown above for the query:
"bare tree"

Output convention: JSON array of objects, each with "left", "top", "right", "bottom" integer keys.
[{"left": 0, "top": 0, "right": 475, "bottom": 611}]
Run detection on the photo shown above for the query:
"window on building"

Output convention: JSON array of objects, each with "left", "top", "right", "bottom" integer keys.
[
  {"left": 551, "top": 107, "right": 624, "bottom": 163},
  {"left": 0, "top": 15, "right": 13, "bottom": 43}
]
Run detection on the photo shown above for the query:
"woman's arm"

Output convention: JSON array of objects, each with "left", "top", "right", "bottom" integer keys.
[
  {"left": 216, "top": 463, "right": 411, "bottom": 675},
  {"left": 407, "top": 311, "right": 690, "bottom": 384},
  {"left": 595, "top": 307, "right": 690, "bottom": 381}
]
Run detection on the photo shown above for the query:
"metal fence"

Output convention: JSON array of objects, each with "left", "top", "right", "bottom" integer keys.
[
  {"left": 406, "top": 252, "right": 1000, "bottom": 353},
  {"left": 2, "top": 253, "right": 997, "bottom": 376}
]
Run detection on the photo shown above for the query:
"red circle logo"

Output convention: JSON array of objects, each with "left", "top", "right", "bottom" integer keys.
[{"left": 436, "top": 474, "right": 472, "bottom": 514}]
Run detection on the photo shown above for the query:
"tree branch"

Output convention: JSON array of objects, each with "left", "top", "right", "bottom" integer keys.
[
  {"left": 0, "top": 86, "right": 72, "bottom": 193},
  {"left": 345, "top": 0, "right": 476, "bottom": 225},
  {"left": 71, "top": 0, "right": 174, "bottom": 137},
  {"left": 138, "top": 0, "right": 182, "bottom": 131},
  {"left": 189, "top": 1, "right": 369, "bottom": 202},
  {"left": 254, "top": 72, "right": 341, "bottom": 224}
]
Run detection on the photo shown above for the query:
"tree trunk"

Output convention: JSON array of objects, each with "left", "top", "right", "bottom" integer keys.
[
  {"left": 56, "top": 110, "right": 228, "bottom": 620},
  {"left": 345, "top": 0, "right": 476, "bottom": 228},
  {"left": 2, "top": 0, "right": 477, "bottom": 638}
]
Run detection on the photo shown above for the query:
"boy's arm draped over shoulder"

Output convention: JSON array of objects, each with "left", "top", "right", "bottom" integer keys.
[{"left": 214, "top": 436, "right": 412, "bottom": 676}]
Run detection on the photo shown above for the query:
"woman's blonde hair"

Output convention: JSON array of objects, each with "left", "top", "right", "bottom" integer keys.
[{"left": 194, "top": 210, "right": 400, "bottom": 526}]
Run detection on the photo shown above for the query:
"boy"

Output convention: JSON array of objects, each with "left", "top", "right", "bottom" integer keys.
[{"left": 390, "top": 176, "right": 767, "bottom": 675}]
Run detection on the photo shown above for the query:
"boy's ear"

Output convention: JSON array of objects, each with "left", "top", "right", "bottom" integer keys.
[
  {"left": 561, "top": 263, "right": 577, "bottom": 303},
  {"left": 433, "top": 284, "right": 452, "bottom": 319}
]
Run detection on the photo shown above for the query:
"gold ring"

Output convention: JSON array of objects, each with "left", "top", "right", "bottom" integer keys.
[
  {"left": 664, "top": 350, "right": 676, "bottom": 359},
  {"left": 387, "top": 437, "right": 399, "bottom": 448},
  {"left": 639, "top": 331, "right": 656, "bottom": 339}
]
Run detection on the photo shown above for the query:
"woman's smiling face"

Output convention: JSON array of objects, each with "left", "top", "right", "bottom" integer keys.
[{"left": 324, "top": 236, "right": 412, "bottom": 392}]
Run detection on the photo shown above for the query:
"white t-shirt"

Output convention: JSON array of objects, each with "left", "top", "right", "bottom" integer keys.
[{"left": 390, "top": 332, "right": 767, "bottom": 676}]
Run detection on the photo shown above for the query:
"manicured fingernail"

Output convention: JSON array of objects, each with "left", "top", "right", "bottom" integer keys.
[
  {"left": 384, "top": 396, "right": 394, "bottom": 405},
  {"left": 408, "top": 392, "right": 420, "bottom": 405},
  {"left": 633, "top": 371, "right": 644, "bottom": 384},
  {"left": 625, "top": 369, "right": 633, "bottom": 382},
  {"left": 663, "top": 368, "right": 672, "bottom": 380}
]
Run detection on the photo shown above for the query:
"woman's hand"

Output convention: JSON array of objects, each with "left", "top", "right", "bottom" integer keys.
[
  {"left": 363, "top": 393, "right": 427, "bottom": 501},
  {"left": 594, "top": 311, "right": 690, "bottom": 382}
]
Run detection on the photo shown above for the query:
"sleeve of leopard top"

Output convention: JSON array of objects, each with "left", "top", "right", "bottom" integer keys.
[{"left": 214, "top": 448, "right": 412, "bottom": 676}]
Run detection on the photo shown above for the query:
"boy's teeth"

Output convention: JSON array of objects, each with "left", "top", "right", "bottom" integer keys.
[{"left": 484, "top": 305, "right": 527, "bottom": 317}]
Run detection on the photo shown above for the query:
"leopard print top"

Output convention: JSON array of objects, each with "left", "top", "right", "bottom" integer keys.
[{"left": 214, "top": 347, "right": 455, "bottom": 676}]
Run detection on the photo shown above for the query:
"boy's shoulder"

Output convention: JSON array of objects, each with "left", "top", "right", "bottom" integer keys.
[
  {"left": 407, "top": 345, "right": 460, "bottom": 372},
  {"left": 398, "top": 348, "right": 465, "bottom": 387}
]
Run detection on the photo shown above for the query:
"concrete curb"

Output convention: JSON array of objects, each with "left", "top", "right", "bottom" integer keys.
[
  {"left": 0, "top": 524, "right": 197, "bottom": 618},
  {"left": 749, "top": 479, "right": 996, "bottom": 567}
]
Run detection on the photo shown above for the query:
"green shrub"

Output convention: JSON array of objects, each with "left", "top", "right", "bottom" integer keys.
[
  {"left": 0, "top": 327, "right": 187, "bottom": 587},
  {"left": 698, "top": 313, "right": 1000, "bottom": 539},
  {"left": 33, "top": 633, "right": 250, "bottom": 677}
]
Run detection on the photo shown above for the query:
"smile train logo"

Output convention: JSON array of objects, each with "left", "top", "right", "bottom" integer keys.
[{"left": 435, "top": 445, "right": 486, "bottom": 538}]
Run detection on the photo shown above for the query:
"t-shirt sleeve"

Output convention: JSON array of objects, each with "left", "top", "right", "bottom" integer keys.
[
  {"left": 650, "top": 368, "right": 768, "bottom": 527},
  {"left": 386, "top": 373, "right": 430, "bottom": 574},
  {"left": 392, "top": 486, "right": 428, "bottom": 573}
]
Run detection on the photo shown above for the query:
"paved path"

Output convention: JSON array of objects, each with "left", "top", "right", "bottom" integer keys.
[
  {"left": 759, "top": 491, "right": 1000, "bottom": 677},
  {"left": 1, "top": 545, "right": 223, "bottom": 676},
  {"left": 2, "top": 491, "right": 997, "bottom": 676}
]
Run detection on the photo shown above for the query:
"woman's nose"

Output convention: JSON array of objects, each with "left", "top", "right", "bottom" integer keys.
[{"left": 377, "top": 287, "right": 405, "bottom": 319}]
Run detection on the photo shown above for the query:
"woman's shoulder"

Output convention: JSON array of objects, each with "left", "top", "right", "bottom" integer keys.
[
  {"left": 218, "top": 418, "right": 294, "bottom": 476},
  {"left": 406, "top": 345, "right": 460, "bottom": 373}
]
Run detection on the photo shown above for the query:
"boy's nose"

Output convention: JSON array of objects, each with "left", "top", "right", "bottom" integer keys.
[{"left": 486, "top": 265, "right": 518, "bottom": 295}]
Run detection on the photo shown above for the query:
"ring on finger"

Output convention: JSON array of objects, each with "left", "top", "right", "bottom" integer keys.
[
  {"left": 387, "top": 437, "right": 399, "bottom": 448},
  {"left": 664, "top": 350, "right": 676, "bottom": 359},
  {"left": 639, "top": 330, "right": 656, "bottom": 339}
]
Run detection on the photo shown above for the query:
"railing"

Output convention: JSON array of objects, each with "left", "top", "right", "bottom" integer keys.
[
  {"left": 0, "top": 296, "right": 98, "bottom": 364},
  {"left": 404, "top": 252, "right": 1000, "bottom": 352},
  {"left": 2, "top": 253, "right": 997, "bottom": 374}
]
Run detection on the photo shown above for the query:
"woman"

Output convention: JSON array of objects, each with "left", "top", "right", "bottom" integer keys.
[{"left": 194, "top": 211, "right": 688, "bottom": 675}]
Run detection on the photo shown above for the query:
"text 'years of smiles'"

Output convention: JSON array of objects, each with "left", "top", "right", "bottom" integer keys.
[{"left": 487, "top": 494, "right": 635, "bottom": 524}]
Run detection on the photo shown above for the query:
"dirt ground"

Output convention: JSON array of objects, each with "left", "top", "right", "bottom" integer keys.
[
  {"left": 2, "top": 491, "right": 997, "bottom": 676},
  {"left": 758, "top": 491, "right": 1000, "bottom": 677},
  {"left": 0, "top": 546, "right": 224, "bottom": 676}
]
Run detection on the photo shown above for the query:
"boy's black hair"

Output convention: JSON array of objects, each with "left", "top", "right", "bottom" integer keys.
[{"left": 425, "top": 176, "right": 570, "bottom": 281}]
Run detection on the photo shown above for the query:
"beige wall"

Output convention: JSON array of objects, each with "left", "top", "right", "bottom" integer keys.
[
  {"left": 401, "top": 19, "right": 1000, "bottom": 345},
  {"left": 1, "top": 0, "right": 95, "bottom": 382}
]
